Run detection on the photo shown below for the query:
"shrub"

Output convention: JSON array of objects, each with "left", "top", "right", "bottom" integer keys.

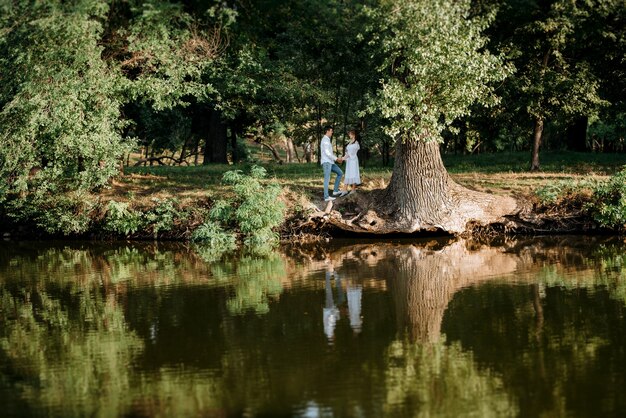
[
  {"left": 0, "top": 3, "right": 132, "bottom": 202},
  {"left": 6, "top": 192, "right": 95, "bottom": 235},
  {"left": 587, "top": 168, "right": 626, "bottom": 229},
  {"left": 144, "top": 198, "right": 187, "bottom": 238},
  {"left": 209, "top": 165, "right": 286, "bottom": 247},
  {"left": 535, "top": 179, "right": 596, "bottom": 205},
  {"left": 104, "top": 201, "right": 144, "bottom": 236},
  {"left": 191, "top": 220, "right": 237, "bottom": 248}
]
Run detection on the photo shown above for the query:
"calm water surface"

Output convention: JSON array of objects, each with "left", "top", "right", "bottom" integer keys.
[{"left": 1, "top": 236, "right": 626, "bottom": 417}]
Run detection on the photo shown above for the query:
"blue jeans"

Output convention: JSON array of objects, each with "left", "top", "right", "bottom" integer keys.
[{"left": 322, "top": 162, "right": 343, "bottom": 199}]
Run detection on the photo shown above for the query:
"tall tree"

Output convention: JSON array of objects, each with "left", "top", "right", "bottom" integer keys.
[
  {"left": 488, "top": 0, "right": 607, "bottom": 169},
  {"left": 0, "top": 0, "right": 131, "bottom": 200},
  {"left": 352, "top": 0, "right": 517, "bottom": 234}
]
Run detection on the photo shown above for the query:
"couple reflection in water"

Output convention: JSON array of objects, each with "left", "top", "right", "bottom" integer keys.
[
  {"left": 323, "top": 257, "right": 362, "bottom": 342},
  {"left": 320, "top": 240, "right": 522, "bottom": 344}
]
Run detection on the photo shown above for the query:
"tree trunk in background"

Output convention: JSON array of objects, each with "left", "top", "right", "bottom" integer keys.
[
  {"left": 230, "top": 128, "right": 236, "bottom": 164},
  {"left": 530, "top": 117, "right": 544, "bottom": 171},
  {"left": 304, "top": 142, "right": 313, "bottom": 163},
  {"left": 204, "top": 108, "right": 228, "bottom": 164},
  {"left": 230, "top": 124, "right": 238, "bottom": 164},
  {"left": 382, "top": 139, "right": 391, "bottom": 166},
  {"left": 293, "top": 142, "right": 301, "bottom": 163},
  {"left": 284, "top": 137, "right": 297, "bottom": 163},
  {"left": 566, "top": 116, "right": 588, "bottom": 152},
  {"left": 178, "top": 137, "right": 188, "bottom": 164},
  {"left": 259, "top": 142, "right": 284, "bottom": 164},
  {"left": 193, "top": 135, "right": 201, "bottom": 165},
  {"left": 316, "top": 105, "right": 322, "bottom": 163},
  {"left": 230, "top": 116, "right": 245, "bottom": 163},
  {"left": 143, "top": 145, "right": 149, "bottom": 167}
]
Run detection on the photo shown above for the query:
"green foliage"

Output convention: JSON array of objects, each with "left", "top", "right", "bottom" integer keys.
[
  {"left": 370, "top": 0, "right": 512, "bottom": 143},
  {"left": 507, "top": 0, "right": 608, "bottom": 121},
  {"left": 588, "top": 113, "right": 626, "bottom": 150},
  {"left": 587, "top": 168, "right": 626, "bottom": 229},
  {"left": 535, "top": 182, "right": 574, "bottom": 205},
  {"left": 384, "top": 339, "right": 517, "bottom": 417},
  {"left": 0, "top": 0, "right": 132, "bottom": 200},
  {"left": 104, "top": 201, "right": 144, "bottom": 236},
  {"left": 6, "top": 192, "right": 95, "bottom": 235},
  {"left": 191, "top": 220, "right": 236, "bottom": 247},
  {"left": 232, "top": 138, "right": 252, "bottom": 162},
  {"left": 534, "top": 178, "right": 596, "bottom": 205},
  {"left": 121, "top": 0, "right": 217, "bottom": 109},
  {"left": 210, "top": 166, "right": 285, "bottom": 248},
  {"left": 144, "top": 198, "right": 186, "bottom": 238},
  {"left": 224, "top": 254, "right": 285, "bottom": 315}
]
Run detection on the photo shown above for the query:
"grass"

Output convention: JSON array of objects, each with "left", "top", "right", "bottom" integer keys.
[
  {"left": 113, "top": 150, "right": 626, "bottom": 206},
  {"left": 442, "top": 151, "right": 626, "bottom": 174}
]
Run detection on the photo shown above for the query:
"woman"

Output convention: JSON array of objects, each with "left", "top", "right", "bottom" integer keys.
[{"left": 342, "top": 129, "right": 361, "bottom": 193}]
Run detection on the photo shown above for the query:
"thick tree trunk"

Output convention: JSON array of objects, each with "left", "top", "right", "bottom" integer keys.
[
  {"left": 530, "top": 117, "right": 544, "bottom": 171},
  {"left": 325, "top": 139, "right": 518, "bottom": 234},
  {"left": 383, "top": 141, "right": 453, "bottom": 226},
  {"left": 204, "top": 108, "right": 228, "bottom": 164},
  {"left": 566, "top": 116, "right": 588, "bottom": 152},
  {"left": 230, "top": 125, "right": 238, "bottom": 163}
]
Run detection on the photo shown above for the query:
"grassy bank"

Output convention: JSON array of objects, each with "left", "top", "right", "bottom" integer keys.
[
  {"left": 3, "top": 151, "right": 626, "bottom": 241},
  {"left": 117, "top": 151, "right": 625, "bottom": 205}
]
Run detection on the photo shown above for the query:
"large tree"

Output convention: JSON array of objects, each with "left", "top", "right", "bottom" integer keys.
[
  {"left": 335, "top": 0, "right": 518, "bottom": 234},
  {"left": 0, "top": 0, "right": 131, "bottom": 201},
  {"left": 505, "top": 0, "right": 607, "bottom": 170}
]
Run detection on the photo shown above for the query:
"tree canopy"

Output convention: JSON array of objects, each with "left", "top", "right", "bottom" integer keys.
[{"left": 1, "top": 0, "right": 624, "bottom": 234}]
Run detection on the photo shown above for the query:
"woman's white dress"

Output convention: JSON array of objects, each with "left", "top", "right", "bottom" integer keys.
[{"left": 343, "top": 142, "right": 361, "bottom": 185}]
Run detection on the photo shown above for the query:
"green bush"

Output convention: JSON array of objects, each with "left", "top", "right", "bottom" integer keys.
[
  {"left": 231, "top": 138, "right": 252, "bottom": 162},
  {"left": 191, "top": 220, "right": 237, "bottom": 248},
  {"left": 535, "top": 179, "right": 596, "bottom": 205},
  {"left": 209, "top": 165, "right": 285, "bottom": 248},
  {"left": 104, "top": 201, "right": 144, "bottom": 236},
  {"left": 144, "top": 198, "right": 187, "bottom": 238},
  {"left": 0, "top": 2, "right": 132, "bottom": 201},
  {"left": 6, "top": 192, "right": 95, "bottom": 235},
  {"left": 587, "top": 168, "right": 626, "bottom": 229}
]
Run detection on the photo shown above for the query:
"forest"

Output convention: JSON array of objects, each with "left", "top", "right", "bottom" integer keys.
[{"left": 0, "top": 0, "right": 625, "bottom": 240}]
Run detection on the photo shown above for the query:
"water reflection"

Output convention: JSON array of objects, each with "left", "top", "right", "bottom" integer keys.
[{"left": 1, "top": 237, "right": 626, "bottom": 416}]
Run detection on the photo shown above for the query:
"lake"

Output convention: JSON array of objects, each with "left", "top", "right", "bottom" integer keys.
[{"left": 1, "top": 236, "right": 625, "bottom": 417}]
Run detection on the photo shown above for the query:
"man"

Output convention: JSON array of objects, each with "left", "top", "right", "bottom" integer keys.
[{"left": 320, "top": 126, "right": 346, "bottom": 201}]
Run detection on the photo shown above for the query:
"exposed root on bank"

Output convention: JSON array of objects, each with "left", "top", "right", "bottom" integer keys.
[
  {"left": 289, "top": 187, "right": 601, "bottom": 238},
  {"left": 294, "top": 187, "right": 517, "bottom": 236}
]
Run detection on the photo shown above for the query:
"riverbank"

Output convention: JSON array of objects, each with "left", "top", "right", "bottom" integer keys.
[{"left": 1, "top": 151, "right": 625, "bottom": 242}]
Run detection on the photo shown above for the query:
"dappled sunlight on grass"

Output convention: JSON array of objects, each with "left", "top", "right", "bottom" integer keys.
[
  {"left": 443, "top": 151, "right": 626, "bottom": 174},
  {"left": 114, "top": 151, "right": 624, "bottom": 205}
]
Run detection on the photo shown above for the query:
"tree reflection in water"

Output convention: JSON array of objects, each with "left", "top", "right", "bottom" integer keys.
[
  {"left": 326, "top": 239, "right": 520, "bottom": 416},
  {"left": 1, "top": 237, "right": 626, "bottom": 416}
]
